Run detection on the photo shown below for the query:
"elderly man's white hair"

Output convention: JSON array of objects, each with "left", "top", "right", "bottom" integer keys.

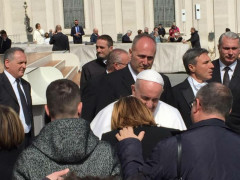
[{"left": 136, "top": 69, "right": 164, "bottom": 86}]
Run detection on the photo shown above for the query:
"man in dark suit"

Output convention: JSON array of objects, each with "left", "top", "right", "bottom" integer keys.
[
  {"left": 122, "top": 30, "right": 132, "bottom": 43},
  {"left": 173, "top": 48, "right": 214, "bottom": 128},
  {"left": 0, "top": 47, "right": 33, "bottom": 147},
  {"left": 80, "top": 35, "right": 113, "bottom": 93},
  {"left": 117, "top": 83, "right": 240, "bottom": 179},
  {"left": 71, "top": 19, "right": 85, "bottom": 44},
  {"left": 49, "top": 25, "right": 69, "bottom": 51},
  {"left": 208, "top": 31, "right": 240, "bottom": 134},
  {"left": 81, "top": 34, "right": 174, "bottom": 121}
]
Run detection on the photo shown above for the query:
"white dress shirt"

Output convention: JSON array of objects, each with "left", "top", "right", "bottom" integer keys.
[{"left": 219, "top": 59, "right": 237, "bottom": 83}]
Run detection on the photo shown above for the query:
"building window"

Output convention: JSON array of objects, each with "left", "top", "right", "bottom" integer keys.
[
  {"left": 63, "top": 0, "right": 85, "bottom": 29},
  {"left": 153, "top": 0, "right": 175, "bottom": 27}
]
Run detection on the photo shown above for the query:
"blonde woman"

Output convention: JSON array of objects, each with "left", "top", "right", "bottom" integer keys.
[{"left": 102, "top": 96, "right": 179, "bottom": 160}]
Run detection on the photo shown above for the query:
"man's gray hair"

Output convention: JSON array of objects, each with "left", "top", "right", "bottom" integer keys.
[
  {"left": 218, "top": 31, "right": 240, "bottom": 46},
  {"left": 4, "top": 47, "right": 25, "bottom": 64},
  {"left": 127, "top": 30, "right": 132, "bottom": 34},
  {"left": 106, "top": 48, "right": 128, "bottom": 68},
  {"left": 182, "top": 48, "right": 209, "bottom": 75},
  {"left": 196, "top": 82, "right": 233, "bottom": 118}
]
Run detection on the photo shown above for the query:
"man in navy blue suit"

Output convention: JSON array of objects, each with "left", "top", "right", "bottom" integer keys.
[
  {"left": 117, "top": 82, "right": 240, "bottom": 180},
  {"left": 71, "top": 19, "right": 85, "bottom": 44}
]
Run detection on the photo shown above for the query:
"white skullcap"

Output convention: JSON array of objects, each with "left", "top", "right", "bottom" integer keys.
[{"left": 136, "top": 69, "right": 164, "bottom": 86}]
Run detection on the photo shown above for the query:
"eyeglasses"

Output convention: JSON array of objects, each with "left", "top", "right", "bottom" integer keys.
[{"left": 190, "top": 98, "right": 197, "bottom": 108}]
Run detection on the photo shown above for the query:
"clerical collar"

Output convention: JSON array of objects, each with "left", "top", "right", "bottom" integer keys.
[{"left": 187, "top": 76, "right": 207, "bottom": 96}]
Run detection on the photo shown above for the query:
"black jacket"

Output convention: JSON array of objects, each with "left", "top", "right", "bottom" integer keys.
[
  {"left": 187, "top": 31, "right": 201, "bottom": 48},
  {"left": 49, "top": 32, "right": 69, "bottom": 51},
  {"left": 172, "top": 78, "right": 194, "bottom": 128},
  {"left": 102, "top": 125, "right": 179, "bottom": 160},
  {"left": 122, "top": 34, "right": 132, "bottom": 43},
  {"left": 0, "top": 37, "right": 11, "bottom": 54}
]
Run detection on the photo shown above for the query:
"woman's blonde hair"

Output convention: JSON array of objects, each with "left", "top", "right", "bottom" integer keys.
[
  {"left": 111, "top": 96, "right": 156, "bottom": 130},
  {"left": 0, "top": 105, "right": 24, "bottom": 149}
]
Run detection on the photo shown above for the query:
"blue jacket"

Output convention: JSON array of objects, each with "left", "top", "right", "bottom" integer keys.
[
  {"left": 90, "top": 33, "right": 98, "bottom": 43},
  {"left": 118, "top": 118, "right": 240, "bottom": 180}
]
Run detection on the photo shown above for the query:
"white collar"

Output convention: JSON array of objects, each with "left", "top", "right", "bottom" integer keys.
[
  {"left": 4, "top": 70, "right": 17, "bottom": 85},
  {"left": 128, "top": 64, "right": 137, "bottom": 82},
  {"left": 188, "top": 76, "right": 207, "bottom": 96},
  {"left": 219, "top": 59, "right": 237, "bottom": 72}
]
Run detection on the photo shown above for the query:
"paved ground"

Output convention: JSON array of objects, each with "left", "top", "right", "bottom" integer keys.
[{"left": 165, "top": 72, "right": 188, "bottom": 87}]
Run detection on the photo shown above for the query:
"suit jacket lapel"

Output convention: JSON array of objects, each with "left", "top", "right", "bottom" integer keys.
[
  {"left": 120, "top": 67, "right": 135, "bottom": 94},
  {"left": 229, "top": 60, "right": 240, "bottom": 90},
  {"left": 181, "top": 79, "right": 195, "bottom": 109},
  {"left": 211, "top": 59, "right": 222, "bottom": 83},
  {"left": 2, "top": 73, "right": 18, "bottom": 103}
]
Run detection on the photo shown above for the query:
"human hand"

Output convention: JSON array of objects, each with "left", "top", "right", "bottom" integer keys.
[
  {"left": 116, "top": 127, "right": 145, "bottom": 141},
  {"left": 46, "top": 168, "right": 69, "bottom": 180}
]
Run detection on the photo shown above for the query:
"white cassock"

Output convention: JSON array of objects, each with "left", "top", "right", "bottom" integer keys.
[{"left": 90, "top": 99, "right": 187, "bottom": 139}]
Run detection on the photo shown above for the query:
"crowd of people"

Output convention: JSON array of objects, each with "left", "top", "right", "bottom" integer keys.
[{"left": 1, "top": 21, "right": 240, "bottom": 180}]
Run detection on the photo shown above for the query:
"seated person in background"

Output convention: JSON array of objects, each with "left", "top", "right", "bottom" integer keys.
[
  {"left": 13, "top": 79, "right": 120, "bottom": 180},
  {"left": 102, "top": 96, "right": 179, "bottom": 160},
  {"left": 49, "top": 25, "right": 70, "bottom": 51},
  {"left": 0, "top": 30, "right": 12, "bottom": 54},
  {"left": 137, "top": 29, "right": 143, "bottom": 35},
  {"left": 48, "top": 29, "right": 53, "bottom": 38},
  {"left": 91, "top": 69, "right": 186, "bottom": 138},
  {"left": 122, "top": 30, "right": 132, "bottom": 43},
  {"left": 44, "top": 32, "right": 50, "bottom": 44},
  {"left": 158, "top": 24, "right": 166, "bottom": 37},
  {"left": 144, "top": 27, "right": 149, "bottom": 34},
  {"left": 225, "top": 28, "right": 231, "bottom": 32},
  {"left": 153, "top": 31, "right": 161, "bottom": 43},
  {"left": 90, "top": 28, "right": 99, "bottom": 43},
  {"left": 169, "top": 32, "right": 183, "bottom": 42},
  {"left": 150, "top": 27, "right": 158, "bottom": 37},
  {"left": 0, "top": 105, "right": 25, "bottom": 180},
  {"left": 168, "top": 22, "right": 180, "bottom": 42}
]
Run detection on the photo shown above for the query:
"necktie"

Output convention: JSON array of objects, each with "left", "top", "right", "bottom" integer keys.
[
  {"left": 223, "top": 66, "right": 230, "bottom": 87},
  {"left": 16, "top": 79, "right": 31, "bottom": 126}
]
